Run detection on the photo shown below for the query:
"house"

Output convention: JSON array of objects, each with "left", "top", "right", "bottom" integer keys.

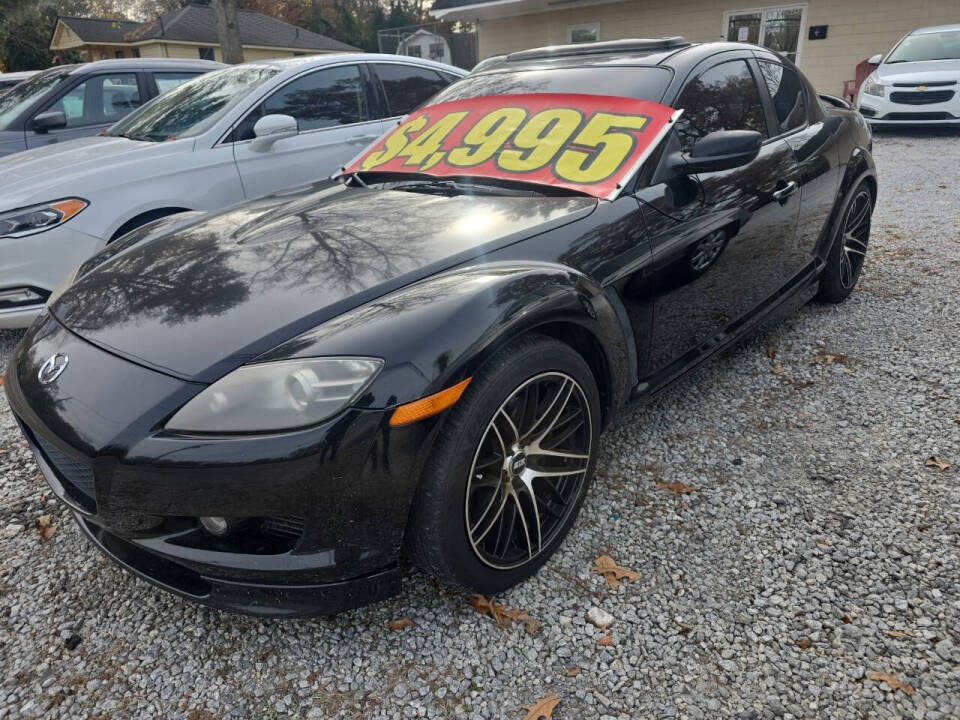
[
  {"left": 50, "top": 3, "right": 358, "bottom": 63},
  {"left": 398, "top": 28, "right": 453, "bottom": 65},
  {"left": 430, "top": 0, "right": 959, "bottom": 94}
]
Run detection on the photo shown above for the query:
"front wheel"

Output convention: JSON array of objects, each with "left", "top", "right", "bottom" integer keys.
[
  {"left": 405, "top": 334, "right": 600, "bottom": 593},
  {"left": 816, "top": 183, "right": 873, "bottom": 302}
]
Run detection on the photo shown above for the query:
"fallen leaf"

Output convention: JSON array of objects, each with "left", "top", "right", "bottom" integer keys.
[
  {"left": 771, "top": 363, "right": 786, "bottom": 375},
  {"left": 36, "top": 515, "right": 57, "bottom": 541},
  {"left": 523, "top": 696, "right": 560, "bottom": 720},
  {"left": 655, "top": 481, "right": 696, "bottom": 495},
  {"left": 842, "top": 614, "right": 852, "bottom": 624},
  {"left": 567, "top": 667, "right": 581, "bottom": 677},
  {"left": 469, "top": 595, "right": 540, "bottom": 635},
  {"left": 868, "top": 671, "right": 915, "bottom": 696},
  {"left": 766, "top": 346, "right": 777, "bottom": 361},
  {"left": 925, "top": 456, "right": 950, "bottom": 471},
  {"left": 590, "top": 555, "right": 640, "bottom": 590},
  {"left": 887, "top": 630, "right": 910, "bottom": 639},
  {"left": 387, "top": 618, "right": 414, "bottom": 631},
  {"left": 953, "top": 417, "right": 960, "bottom": 426},
  {"left": 813, "top": 351, "right": 851, "bottom": 366},
  {"left": 797, "top": 637, "right": 811, "bottom": 650},
  {"left": 597, "top": 632, "right": 613, "bottom": 646}
]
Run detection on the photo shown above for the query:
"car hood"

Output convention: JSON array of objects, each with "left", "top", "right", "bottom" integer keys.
[
  {"left": 52, "top": 182, "right": 597, "bottom": 382},
  {"left": 875, "top": 60, "right": 960, "bottom": 85},
  {"left": 0, "top": 136, "right": 187, "bottom": 210}
]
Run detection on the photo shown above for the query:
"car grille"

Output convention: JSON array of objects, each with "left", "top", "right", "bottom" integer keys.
[
  {"left": 884, "top": 112, "right": 954, "bottom": 121},
  {"left": 31, "top": 431, "right": 97, "bottom": 512},
  {"left": 892, "top": 80, "right": 955, "bottom": 87},
  {"left": 262, "top": 516, "right": 305, "bottom": 540},
  {"left": 889, "top": 90, "right": 954, "bottom": 105}
]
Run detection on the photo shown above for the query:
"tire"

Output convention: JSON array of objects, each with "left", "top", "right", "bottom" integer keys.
[
  {"left": 405, "top": 333, "right": 601, "bottom": 593},
  {"left": 816, "top": 182, "right": 873, "bottom": 303}
]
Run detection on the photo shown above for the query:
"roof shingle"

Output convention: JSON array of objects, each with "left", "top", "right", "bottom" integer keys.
[{"left": 60, "top": 4, "right": 358, "bottom": 52}]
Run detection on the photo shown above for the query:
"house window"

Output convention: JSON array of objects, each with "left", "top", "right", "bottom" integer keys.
[
  {"left": 198, "top": 47, "right": 215, "bottom": 61},
  {"left": 724, "top": 4, "right": 807, "bottom": 64},
  {"left": 429, "top": 43, "right": 445, "bottom": 60},
  {"left": 407, "top": 45, "right": 422, "bottom": 57},
  {"left": 132, "top": 48, "right": 140, "bottom": 58},
  {"left": 568, "top": 23, "right": 599, "bottom": 44},
  {"left": 115, "top": 50, "right": 124, "bottom": 59}
]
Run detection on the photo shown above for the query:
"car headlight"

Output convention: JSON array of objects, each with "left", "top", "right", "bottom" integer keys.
[
  {"left": 861, "top": 76, "right": 885, "bottom": 98},
  {"left": 45, "top": 264, "right": 82, "bottom": 307},
  {"left": 166, "top": 357, "right": 384, "bottom": 433},
  {"left": 0, "top": 198, "right": 88, "bottom": 238}
]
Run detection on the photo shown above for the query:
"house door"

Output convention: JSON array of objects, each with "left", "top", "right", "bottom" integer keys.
[{"left": 724, "top": 5, "right": 806, "bottom": 64}]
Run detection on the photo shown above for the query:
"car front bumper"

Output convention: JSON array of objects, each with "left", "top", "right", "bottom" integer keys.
[
  {"left": 857, "top": 88, "right": 960, "bottom": 125},
  {"left": 5, "top": 313, "right": 437, "bottom": 617},
  {"left": 0, "top": 225, "right": 104, "bottom": 329}
]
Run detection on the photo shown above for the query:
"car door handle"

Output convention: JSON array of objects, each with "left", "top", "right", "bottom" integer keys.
[
  {"left": 347, "top": 134, "right": 379, "bottom": 145},
  {"left": 772, "top": 181, "right": 799, "bottom": 203}
]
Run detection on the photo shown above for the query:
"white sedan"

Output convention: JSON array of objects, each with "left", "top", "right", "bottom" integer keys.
[
  {"left": 0, "top": 53, "right": 464, "bottom": 328},
  {"left": 857, "top": 24, "right": 960, "bottom": 127}
]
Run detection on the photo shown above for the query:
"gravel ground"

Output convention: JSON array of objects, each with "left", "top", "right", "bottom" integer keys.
[{"left": 1, "top": 129, "right": 958, "bottom": 720}]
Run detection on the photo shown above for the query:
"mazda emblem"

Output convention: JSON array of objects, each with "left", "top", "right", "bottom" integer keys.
[{"left": 38, "top": 353, "right": 69, "bottom": 384}]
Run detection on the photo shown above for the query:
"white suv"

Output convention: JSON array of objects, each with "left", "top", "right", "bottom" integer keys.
[
  {"left": 0, "top": 54, "right": 464, "bottom": 328},
  {"left": 857, "top": 24, "right": 960, "bottom": 127}
]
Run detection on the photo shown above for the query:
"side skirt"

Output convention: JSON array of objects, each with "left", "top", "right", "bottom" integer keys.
[{"left": 630, "top": 259, "right": 822, "bottom": 401}]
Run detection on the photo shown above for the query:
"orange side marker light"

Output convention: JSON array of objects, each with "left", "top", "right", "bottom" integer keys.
[{"left": 389, "top": 377, "right": 472, "bottom": 427}]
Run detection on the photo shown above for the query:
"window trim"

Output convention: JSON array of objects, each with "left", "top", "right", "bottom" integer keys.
[
  {"left": 567, "top": 23, "right": 600, "bottom": 45},
  {"left": 722, "top": 3, "right": 808, "bottom": 65}
]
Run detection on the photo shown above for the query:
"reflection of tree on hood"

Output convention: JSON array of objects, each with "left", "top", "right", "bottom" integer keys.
[{"left": 59, "top": 233, "right": 249, "bottom": 330}]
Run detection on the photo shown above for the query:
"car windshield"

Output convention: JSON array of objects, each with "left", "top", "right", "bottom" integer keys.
[
  {"left": 886, "top": 30, "right": 960, "bottom": 63},
  {"left": 0, "top": 69, "right": 71, "bottom": 130},
  {"left": 430, "top": 66, "right": 673, "bottom": 105},
  {"left": 106, "top": 64, "right": 280, "bottom": 141}
]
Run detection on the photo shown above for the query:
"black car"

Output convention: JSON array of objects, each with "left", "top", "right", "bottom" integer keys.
[
  {"left": 0, "top": 58, "right": 224, "bottom": 157},
  {"left": 5, "top": 38, "right": 876, "bottom": 617}
]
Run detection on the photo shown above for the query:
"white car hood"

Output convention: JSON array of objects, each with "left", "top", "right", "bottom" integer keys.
[
  {"left": 0, "top": 136, "right": 192, "bottom": 211},
  {"left": 875, "top": 60, "right": 960, "bottom": 85}
]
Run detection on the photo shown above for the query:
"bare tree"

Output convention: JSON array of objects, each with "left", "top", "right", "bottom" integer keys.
[{"left": 211, "top": 0, "right": 244, "bottom": 64}]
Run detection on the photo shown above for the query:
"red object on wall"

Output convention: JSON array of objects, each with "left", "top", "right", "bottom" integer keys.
[{"left": 845, "top": 58, "right": 876, "bottom": 100}]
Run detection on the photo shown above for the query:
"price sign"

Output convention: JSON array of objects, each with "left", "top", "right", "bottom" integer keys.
[{"left": 339, "top": 93, "right": 680, "bottom": 200}]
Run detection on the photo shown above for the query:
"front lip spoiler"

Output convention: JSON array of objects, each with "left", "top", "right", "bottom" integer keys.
[{"left": 74, "top": 513, "right": 402, "bottom": 618}]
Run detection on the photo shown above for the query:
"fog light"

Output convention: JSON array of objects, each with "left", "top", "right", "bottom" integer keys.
[{"left": 199, "top": 516, "right": 231, "bottom": 536}]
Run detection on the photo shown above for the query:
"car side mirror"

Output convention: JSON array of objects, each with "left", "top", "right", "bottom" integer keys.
[
  {"left": 250, "top": 114, "right": 298, "bottom": 151},
  {"left": 665, "top": 130, "right": 762, "bottom": 175},
  {"left": 867, "top": 53, "right": 883, "bottom": 66},
  {"left": 33, "top": 110, "right": 67, "bottom": 132}
]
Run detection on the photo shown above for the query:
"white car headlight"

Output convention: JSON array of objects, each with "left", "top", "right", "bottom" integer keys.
[
  {"left": 861, "top": 76, "right": 885, "bottom": 98},
  {"left": 0, "top": 198, "right": 88, "bottom": 238},
  {"left": 166, "top": 357, "right": 384, "bottom": 433}
]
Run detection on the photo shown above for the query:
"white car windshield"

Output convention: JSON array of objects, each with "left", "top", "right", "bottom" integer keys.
[
  {"left": 0, "top": 69, "right": 72, "bottom": 130},
  {"left": 107, "top": 65, "right": 280, "bottom": 142},
  {"left": 886, "top": 30, "right": 960, "bottom": 63}
]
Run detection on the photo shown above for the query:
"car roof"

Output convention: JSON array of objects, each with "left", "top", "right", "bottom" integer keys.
[
  {"left": 475, "top": 39, "right": 775, "bottom": 75},
  {"left": 247, "top": 52, "right": 466, "bottom": 74},
  {"left": 68, "top": 58, "right": 227, "bottom": 74},
  {"left": 909, "top": 24, "right": 960, "bottom": 34}
]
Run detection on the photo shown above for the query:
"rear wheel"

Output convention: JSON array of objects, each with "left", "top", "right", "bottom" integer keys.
[
  {"left": 405, "top": 334, "right": 600, "bottom": 593},
  {"left": 816, "top": 183, "right": 872, "bottom": 302}
]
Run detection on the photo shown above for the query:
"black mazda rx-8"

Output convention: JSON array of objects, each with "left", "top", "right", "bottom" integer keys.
[{"left": 5, "top": 37, "right": 876, "bottom": 616}]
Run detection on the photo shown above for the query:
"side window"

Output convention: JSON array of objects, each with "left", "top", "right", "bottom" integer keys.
[
  {"left": 373, "top": 63, "right": 449, "bottom": 117},
  {"left": 260, "top": 64, "right": 368, "bottom": 132},
  {"left": 153, "top": 72, "right": 202, "bottom": 94},
  {"left": 674, "top": 60, "right": 768, "bottom": 153},
  {"left": 43, "top": 73, "right": 140, "bottom": 127},
  {"left": 758, "top": 61, "right": 806, "bottom": 134}
]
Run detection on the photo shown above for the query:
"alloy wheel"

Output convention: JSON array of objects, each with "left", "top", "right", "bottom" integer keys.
[
  {"left": 839, "top": 190, "right": 871, "bottom": 289},
  {"left": 690, "top": 229, "right": 727, "bottom": 271},
  {"left": 464, "top": 372, "right": 593, "bottom": 570}
]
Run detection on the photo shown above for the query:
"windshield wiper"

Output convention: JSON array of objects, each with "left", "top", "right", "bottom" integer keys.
[
  {"left": 389, "top": 178, "right": 551, "bottom": 197},
  {"left": 120, "top": 131, "right": 160, "bottom": 142}
]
